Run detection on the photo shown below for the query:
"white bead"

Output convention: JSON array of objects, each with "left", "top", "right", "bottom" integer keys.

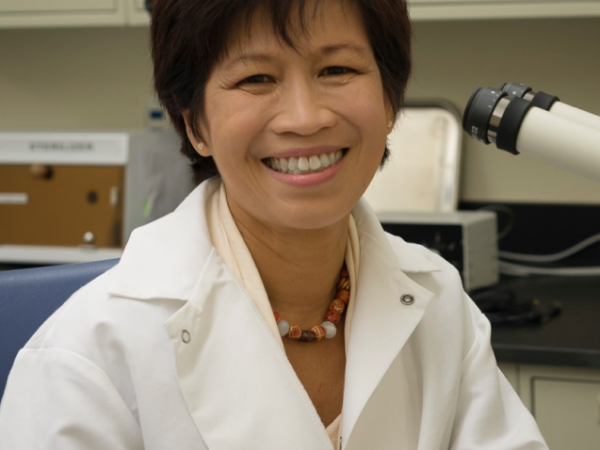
[
  {"left": 278, "top": 319, "right": 290, "bottom": 337},
  {"left": 321, "top": 321, "right": 337, "bottom": 339}
]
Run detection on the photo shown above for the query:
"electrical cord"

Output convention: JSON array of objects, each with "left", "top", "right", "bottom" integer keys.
[
  {"left": 498, "top": 231, "right": 600, "bottom": 277},
  {"left": 499, "top": 261, "right": 600, "bottom": 277},
  {"left": 475, "top": 205, "right": 600, "bottom": 277},
  {"left": 499, "top": 232, "right": 600, "bottom": 263},
  {"left": 471, "top": 288, "right": 562, "bottom": 325}
]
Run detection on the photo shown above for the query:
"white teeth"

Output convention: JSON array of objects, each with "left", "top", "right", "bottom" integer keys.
[
  {"left": 280, "top": 158, "right": 288, "bottom": 172},
  {"left": 298, "top": 156, "right": 309, "bottom": 171},
  {"left": 288, "top": 157, "right": 298, "bottom": 171},
  {"left": 309, "top": 155, "right": 321, "bottom": 170},
  {"left": 265, "top": 149, "right": 344, "bottom": 174}
]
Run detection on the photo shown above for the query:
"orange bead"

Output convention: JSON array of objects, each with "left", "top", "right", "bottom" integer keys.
[
  {"left": 337, "top": 289, "right": 350, "bottom": 304},
  {"left": 325, "top": 310, "right": 341, "bottom": 325},
  {"left": 288, "top": 325, "right": 302, "bottom": 340},
  {"left": 273, "top": 311, "right": 281, "bottom": 323},
  {"left": 329, "top": 299, "right": 345, "bottom": 314},
  {"left": 311, "top": 325, "right": 326, "bottom": 341}
]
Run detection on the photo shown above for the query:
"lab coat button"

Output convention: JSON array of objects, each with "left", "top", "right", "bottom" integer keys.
[
  {"left": 181, "top": 330, "right": 191, "bottom": 343},
  {"left": 401, "top": 294, "right": 415, "bottom": 305}
]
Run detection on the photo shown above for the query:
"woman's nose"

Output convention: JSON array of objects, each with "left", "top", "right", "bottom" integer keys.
[{"left": 270, "top": 79, "right": 336, "bottom": 136}]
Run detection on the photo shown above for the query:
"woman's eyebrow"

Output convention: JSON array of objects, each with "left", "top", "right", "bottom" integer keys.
[{"left": 222, "top": 42, "right": 369, "bottom": 71}]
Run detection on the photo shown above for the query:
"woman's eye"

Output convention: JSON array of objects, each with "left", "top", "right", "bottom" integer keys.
[
  {"left": 321, "top": 66, "right": 354, "bottom": 76},
  {"left": 239, "top": 74, "right": 271, "bottom": 85}
]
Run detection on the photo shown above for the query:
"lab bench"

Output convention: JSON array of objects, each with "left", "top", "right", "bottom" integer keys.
[{"left": 491, "top": 276, "right": 600, "bottom": 450}]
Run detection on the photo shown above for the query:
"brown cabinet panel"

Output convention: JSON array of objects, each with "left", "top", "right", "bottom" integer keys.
[{"left": 0, "top": 165, "right": 124, "bottom": 248}]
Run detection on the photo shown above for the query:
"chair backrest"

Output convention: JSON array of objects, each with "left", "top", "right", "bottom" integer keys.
[{"left": 0, "top": 259, "right": 119, "bottom": 400}]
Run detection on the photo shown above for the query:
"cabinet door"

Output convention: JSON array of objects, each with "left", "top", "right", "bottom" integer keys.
[
  {"left": 0, "top": 165, "right": 125, "bottom": 248},
  {"left": 533, "top": 378, "right": 600, "bottom": 450},
  {"left": 520, "top": 365, "right": 600, "bottom": 450},
  {"left": 125, "top": 0, "right": 149, "bottom": 26},
  {"left": 0, "top": 0, "right": 126, "bottom": 28},
  {"left": 408, "top": 0, "right": 600, "bottom": 20}
]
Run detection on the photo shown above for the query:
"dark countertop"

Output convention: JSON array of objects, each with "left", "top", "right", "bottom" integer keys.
[{"left": 488, "top": 276, "right": 600, "bottom": 369}]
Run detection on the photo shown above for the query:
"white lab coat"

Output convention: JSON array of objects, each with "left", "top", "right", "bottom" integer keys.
[{"left": 0, "top": 180, "right": 547, "bottom": 450}]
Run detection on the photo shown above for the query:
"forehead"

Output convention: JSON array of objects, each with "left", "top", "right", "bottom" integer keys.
[{"left": 221, "top": 0, "right": 368, "bottom": 61}]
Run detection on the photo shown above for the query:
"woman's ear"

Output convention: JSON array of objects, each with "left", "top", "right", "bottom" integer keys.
[
  {"left": 182, "top": 110, "right": 212, "bottom": 157},
  {"left": 386, "top": 114, "right": 396, "bottom": 135},
  {"left": 385, "top": 101, "right": 396, "bottom": 135}
]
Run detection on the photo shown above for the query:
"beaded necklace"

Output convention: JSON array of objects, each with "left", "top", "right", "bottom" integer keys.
[{"left": 273, "top": 266, "right": 350, "bottom": 342}]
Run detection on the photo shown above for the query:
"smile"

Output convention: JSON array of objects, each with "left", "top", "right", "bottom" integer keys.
[{"left": 264, "top": 149, "right": 346, "bottom": 175}]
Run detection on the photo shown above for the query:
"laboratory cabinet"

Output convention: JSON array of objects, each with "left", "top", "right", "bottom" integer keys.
[
  {"left": 2, "top": 0, "right": 600, "bottom": 28},
  {"left": 498, "top": 362, "right": 519, "bottom": 393},
  {"left": 408, "top": 0, "right": 600, "bottom": 20},
  {"left": 0, "top": 0, "right": 143, "bottom": 28},
  {"left": 500, "top": 363, "right": 600, "bottom": 450},
  {"left": 125, "top": 0, "right": 149, "bottom": 26}
]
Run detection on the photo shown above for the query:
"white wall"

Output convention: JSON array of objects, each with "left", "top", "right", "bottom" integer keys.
[{"left": 1, "top": 18, "right": 599, "bottom": 203}]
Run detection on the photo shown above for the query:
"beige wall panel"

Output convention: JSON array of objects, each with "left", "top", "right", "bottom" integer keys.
[
  {"left": 408, "top": 18, "right": 600, "bottom": 203},
  {"left": 0, "top": 27, "right": 151, "bottom": 131}
]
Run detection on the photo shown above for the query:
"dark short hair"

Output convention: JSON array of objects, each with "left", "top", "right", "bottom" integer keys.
[{"left": 151, "top": 0, "right": 412, "bottom": 185}]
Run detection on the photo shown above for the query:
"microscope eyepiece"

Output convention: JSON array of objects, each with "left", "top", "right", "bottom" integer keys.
[
  {"left": 462, "top": 87, "right": 508, "bottom": 145},
  {"left": 500, "top": 83, "right": 533, "bottom": 99}
]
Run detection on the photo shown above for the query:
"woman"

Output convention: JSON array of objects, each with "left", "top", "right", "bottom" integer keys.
[{"left": 0, "top": 0, "right": 548, "bottom": 448}]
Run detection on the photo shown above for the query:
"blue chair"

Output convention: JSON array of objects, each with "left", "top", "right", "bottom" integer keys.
[{"left": 0, "top": 259, "right": 119, "bottom": 400}]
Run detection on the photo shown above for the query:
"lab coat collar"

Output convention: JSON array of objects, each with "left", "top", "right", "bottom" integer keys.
[
  {"left": 109, "top": 181, "right": 440, "bottom": 302},
  {"left": 109, "top": 181, "right": 443, "bottom": 449},
  {"left": 109, "top": 180, "right": 218, "bottom": 302}
]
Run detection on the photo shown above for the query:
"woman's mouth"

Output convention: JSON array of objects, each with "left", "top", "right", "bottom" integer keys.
[{"left": 263, "top": 148, "right": 347, "bottom": 175}]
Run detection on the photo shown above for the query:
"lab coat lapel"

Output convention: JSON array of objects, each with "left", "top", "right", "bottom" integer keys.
[
  {"left": 342, "top": 201, "right": 439, "bottom": 449},
  {"left": 163, "top": 251, "right": 334, "bottom": 450},
  {"left": 111, "top": 181, "right": 333, "bottom": 450}
]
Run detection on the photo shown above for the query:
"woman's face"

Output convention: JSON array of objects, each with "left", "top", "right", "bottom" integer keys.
[{"left": 189, "top": 0, "right": 392, "bottom": 233}]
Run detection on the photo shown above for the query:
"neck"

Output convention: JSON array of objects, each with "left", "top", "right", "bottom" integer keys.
[{"left": 230, "top": 204, "right": 349, "bottom": 328}]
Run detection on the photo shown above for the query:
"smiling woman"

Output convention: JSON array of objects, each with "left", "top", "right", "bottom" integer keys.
[
  {"left": 152, "top": 0, "right": 411, "bottom": 185},
  {"left": 0, "top": 0, "right": 549, "bottom": 449}
]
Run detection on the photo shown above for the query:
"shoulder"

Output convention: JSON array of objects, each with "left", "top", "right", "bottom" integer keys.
[
  {"left": 24, "top": 266, "right": 182, "bottom": 363},
  {"left": 384, "top": 232, "right": 483, "bottom": 352}
]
